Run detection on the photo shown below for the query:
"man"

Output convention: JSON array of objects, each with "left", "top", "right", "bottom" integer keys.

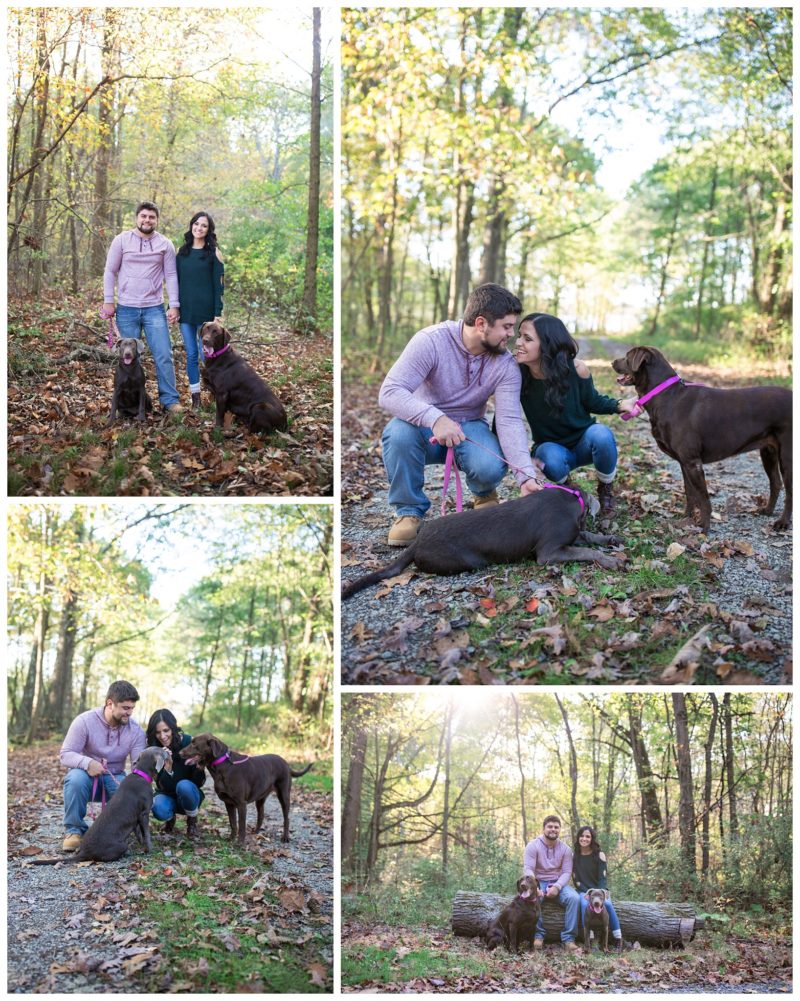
[
  {"left": 378, "top": 283, "right": 545, "bottom": 546},
  {"left": 102, "top": 201, "right": 182, "bottom": 413},
  {"left": 523, "top": 814, "right": 581, "bottom": 951},
  {"left": 59, "top": 680, "right": 147, "bottom": 851}
]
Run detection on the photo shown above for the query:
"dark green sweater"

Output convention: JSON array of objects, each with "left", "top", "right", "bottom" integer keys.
[
  {"left": 520, "top": 364, "right": 620, "bottom": 449},
  {"left": 175, "top": 248, "right": 224, "bottom": 324},
  {"left": 572, "top": 851, "right": 608, "bottom": 892},
  {"left": 154, "top": 732, "right": 206, "bottom": 803}
]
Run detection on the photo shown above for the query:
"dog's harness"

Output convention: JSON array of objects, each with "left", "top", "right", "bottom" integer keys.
[
  {"left": 204, "top": 344, "right": 230, "bottom": 360},
  {"left": 210, "top": 752, "right": 250, "bottom": 766},
  {"left": 621, "top": 375, "right": 704, "bottom": 421}
]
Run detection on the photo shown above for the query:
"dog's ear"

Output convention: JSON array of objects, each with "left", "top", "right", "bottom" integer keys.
[
  {"left": 517, "top": 877, "right": 525, "bottom": 892},
  {"left": 627, "top": 347, "right": 652, "bottom": 373},
  {"left": 584, "top": 891, "right": 591, "bottom": 901},
  {"left": 209, "top": 735, "right": 226, "bottom": 758},
  {"left": 585, "top": 493, "right": 600, "bottom": 520},
  {"left": 222, "top": 326, "right": 231, "bottom": 345}
]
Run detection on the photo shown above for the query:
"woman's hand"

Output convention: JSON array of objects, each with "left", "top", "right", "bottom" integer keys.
[{"left": 618, "top": 397, "right": 643, "bottom": 418}]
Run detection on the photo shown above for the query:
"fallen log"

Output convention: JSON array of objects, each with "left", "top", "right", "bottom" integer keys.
[{"left": 452, "top": 892, "right": 704, "bottom": 948}]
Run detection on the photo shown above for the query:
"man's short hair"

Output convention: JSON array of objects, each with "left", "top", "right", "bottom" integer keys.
[
  {"left": 135, "top": 200, "right": 159, "bottom": 219},
  {"left": 105, "top": 680, "right": 140, "bottom": 704},
  {"left": 542, "top": 814, "right": 562, "bottom": 827},
  {"left": 463, "top": 283, "right": 522, "bottom": 326}
]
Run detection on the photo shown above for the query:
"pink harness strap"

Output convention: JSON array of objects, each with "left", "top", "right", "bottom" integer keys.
[{"left": 542, "top": 482, "right": 585, "bottom": 512}]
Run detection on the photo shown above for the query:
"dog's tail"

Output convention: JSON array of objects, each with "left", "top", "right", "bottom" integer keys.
[
  {"left": 341, "top": 545, "right": 417, "bottom": 600},
  {"left": 249, "top": 399, "right": 288, "bottom": 432},
  {"left": 290, "top": 763, "right": 314, "bottom": 778}
]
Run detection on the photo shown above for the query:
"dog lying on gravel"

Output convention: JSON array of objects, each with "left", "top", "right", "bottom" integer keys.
[
  {"left": 28, "top": 747, "right": 171, "bottom": 864},
  {"left": 342, "top": 486, "right": 623, "bottom": 599}
]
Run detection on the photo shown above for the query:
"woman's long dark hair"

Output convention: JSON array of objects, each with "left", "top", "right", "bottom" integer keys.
[
  {"left": 519, "top": 312, "right": 579, "bottom": 415},
  {"left": 146, "top": 708, "right": 184, "bottom": 753},
  {"left": 574, "top": 824, "right": 602, "bottom": 855},
  {"left": 177, "top": 211, "right": 218, "bottom": 258}
]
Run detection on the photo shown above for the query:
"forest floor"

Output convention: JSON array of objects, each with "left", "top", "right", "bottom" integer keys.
[
  {"left": 341, "top": 918, "right": 792, "bottom": 994},
  {"left": 8, "top": 290, "right": 333, "bottom": 497},
  {"left": 8, "top": 744, "right": 333, "bottom": 993},
  {"left": 341, "top": 337, "right": 792, "bottom": 684}
]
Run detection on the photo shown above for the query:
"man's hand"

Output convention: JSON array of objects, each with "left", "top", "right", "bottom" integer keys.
[
  {"left": 100, "top": 303, "right": 115, "bottom": 320},
  {"left": 432, "top": 415, "right": 465, "bottom": 447},
  {"left": 86, "top": 760, "right": 105, "bottom": 778},
  {"left": 546, "top": 885, "right": 560, "bottom": 898},
  {"left": 166, "top": 307, "right": 179, "bottom": 324},
  {"left": 520, "top": 477, "right": 544, "bottom": 495}
]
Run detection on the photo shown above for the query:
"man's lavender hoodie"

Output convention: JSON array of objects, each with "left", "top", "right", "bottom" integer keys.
[
  {"left": 103, "top": 229, "right": 180, "bottom": 309},
  {"left": 60, "top": 707, "right": 146, "bottom": 775},
  {"left": 378, "top": 319, "right": 538, "bottom": 485},
  {"left": 523, "top": 835, "right": 574, "bottom": 890}
]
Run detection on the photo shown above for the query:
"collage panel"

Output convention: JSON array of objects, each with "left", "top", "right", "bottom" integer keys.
[
  {"left": 7, "top": 7, "right": 333, "bottom": 499},
  {"left": 339, "top": 7, "right": 791, "bottom": 684},
  {"left": 341, "top": 690, "right": 792, "bottom": 994},
  {"left": 7, "top": 501, "right": 333, "bottom": 993}
]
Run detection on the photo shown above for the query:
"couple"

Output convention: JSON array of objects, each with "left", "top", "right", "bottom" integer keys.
[
  {"left": 101, "top": 201, "right": 224, "bottom": 414},
  {"left": 379, "top": 283, "right": 640, "bottom": 546},
  {"left": 59, "top": 681, "right": 206, "bottom": 851},
  {"left": 524, "top": 814, "right": 623, "bottom": 951}
]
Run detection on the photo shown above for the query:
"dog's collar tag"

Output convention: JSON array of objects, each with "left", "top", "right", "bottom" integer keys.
[
  {"left": 542, "top": 483, "right": 585, "bottom": 512},
  {"left": 205, "top": 344, "right": 231, "bottom": 360},
  {"left": 132, "top": 769, "right": 151, "bottom": 782}
]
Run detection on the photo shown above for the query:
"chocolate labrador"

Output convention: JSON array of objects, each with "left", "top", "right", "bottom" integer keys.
[
  {"left": 29, "top": 746, "right": 171, "bottom": 864},
  {"left": 612, "top": 346, "right": 792, "bottom": 532},
  {"left": 199, "top": 320, "right": 288, "bottom": 432},
  {"left": 583, "top": 888, "right": 610, "bottom": 953},
  {"left": 342, "top": 487, "right": 623, "bottom": 599},
  {"left": 180, "top": 733, "right": 312, "bottom": 844},
  {"left": 485, "top": 876, "right": 542, "bottom": 952},
  {"left": 107, "top": 337, "right": 152, "bottom": 425}
]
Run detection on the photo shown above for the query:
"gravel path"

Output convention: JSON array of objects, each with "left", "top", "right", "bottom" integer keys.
[
  {"left": 342, "top": 339, "right": 791, "bottom": 683},
  {"left": 9, "top": 780, "right": 332, "bottom": 993}
]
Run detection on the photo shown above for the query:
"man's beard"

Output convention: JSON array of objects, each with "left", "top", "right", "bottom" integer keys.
[{"left": 481, "top": 337, "right": 508, "bottom": 356}]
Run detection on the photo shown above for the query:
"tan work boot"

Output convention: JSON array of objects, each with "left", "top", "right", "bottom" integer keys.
[
  {"left": 564, "top": 941, "right": 580, "bottom": 953},
  {"left": 62, "top": 833, "right": 82, "bottom": 852},
  {"left": 473, "top": 490, "right": 500, "bottom": 510},
  {"left": 387, "top": 515, "right": 421, "bottom": 547},
  {"left": 533, "top": 938, "right": 544, "bottom": 951},
  {"left": 165, "top": 402, "right": 184, "bottom": 415}
]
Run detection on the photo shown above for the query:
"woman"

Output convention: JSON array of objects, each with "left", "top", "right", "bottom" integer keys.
[
  {"left": 514, "top": 313, "right": 639, "bottom": 517},
  {"left": 175, "top": 211, "right": 224, "bottom": 410},
  {"left": 573, "top": 825, "right": 623, "bottom": 950},
  {"left": 146, "top": 708, "right": 206, "bottom": 838}
]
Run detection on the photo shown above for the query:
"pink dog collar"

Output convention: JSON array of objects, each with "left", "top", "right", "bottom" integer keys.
[
  {"left": 204, "top": 344, "right": 230, "bottom": 360},
  {"left": 543, "top": 482, "right": 585, "bottom": 512},
  {"left": 132, "top": 769, "right": 152, "bottom": 782}
]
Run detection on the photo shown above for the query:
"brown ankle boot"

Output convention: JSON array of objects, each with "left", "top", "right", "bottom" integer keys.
[
  {"left": 598, "top": 480, "right": 615, "bottom": 518},
  {"left": 163, "top": 816, "right": 176, "bottom": 834},
  {"left": 191, "top": 392, "right": 201, "bottom": 411},
  {"left": 186, "top": 815, "right": 199, "bottom": 839}
]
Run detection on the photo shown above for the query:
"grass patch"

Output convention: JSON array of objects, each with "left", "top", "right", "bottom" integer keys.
[{"left": 342, "top": 944, "right": 488, "bottom": 986}]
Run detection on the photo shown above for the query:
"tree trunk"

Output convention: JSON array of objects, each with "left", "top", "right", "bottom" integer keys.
[
  {"left": 91, "top": 10, "right": 118, "bottom": 276},
  {"left": 512, "top": 695, "right": 528, "bottom": 846},
  {"left": 299, "top": 8, "right": 322, "bottom": 330},
  {"left": 235, "top": 585, "right": 257, "bottom": 732},
  {"left": 723, "top": 693, "right": 739, "bottom": 836},
  {"left": 701, "top": 694, "right": 719, "bottom": 876},
  {"left": 342, "top": 708, "right": 368, "bottom": 874},
  {"left": 672, "top": 693, "right": 696, "bottom": 879},
  {"left": 556, "top": 695, "right": 579, "bottom": 834},
  {"left": 627, "top": 697, "right": 664, "bottom": 841},
  {"left": 441, "top": 705, "right": 452, "bottom": 875},
  {"left": 647, "top": 195, "right": 681, "bottom": 339},
  {"left": 694, "top": 162, "right": 718, "bottom": 338},
  {"left": 452, "top": 893, "right": 703, "bottom": 947}
]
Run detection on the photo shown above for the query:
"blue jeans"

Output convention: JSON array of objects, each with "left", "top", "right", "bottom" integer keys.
[
  {"left": 63, "top": 767, "right": 126, "bottom": 835},
  {"left": 535, "top": 423, "right": 617, "bottom": 484},
  {"left": 115, "top": 304, "right": 179, "bottom": 407},
  {"left": 152, "top": 780, "right": 202, "bottom": 821},
  {"left": 381, "top": 417, "right": 507, "bottom": 518},
  {"left": 579, "top": 892, "right": 621, "bottom": 935},
  {"left": 535, "top": 881, "right": 580, "bottom": 943},
  {"left": 179, "top": 322, "right": 203, "bottom": 392}
]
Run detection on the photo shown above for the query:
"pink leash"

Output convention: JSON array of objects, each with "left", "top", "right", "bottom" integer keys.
[{"left": 621, "top": 375, "right": 703, "bottom": 421}]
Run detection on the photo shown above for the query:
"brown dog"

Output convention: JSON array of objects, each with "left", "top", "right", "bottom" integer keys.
[
  {"left": 28, "top": 747, "right": 171, "bottom": 864},
  {"left": 180, "top": 733, "right": 312, "bottom": 844},
  {"left": 583, "top": 888, "right": 610, "bottom": 953},
  {"left": 200, "top": 320, "right": 288, "bottom": 433},
  {"left": 485, "top": 876, "right": 542, "bottom": 952},
  {"left": 107, "top": 337, "right": 152, "bottom": 425},
  {"left": 612, "top": 346, "right": 791, "bottom": 532},
  {"left": 343, "top": 487, "right": 622, "bottom": 599}
]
